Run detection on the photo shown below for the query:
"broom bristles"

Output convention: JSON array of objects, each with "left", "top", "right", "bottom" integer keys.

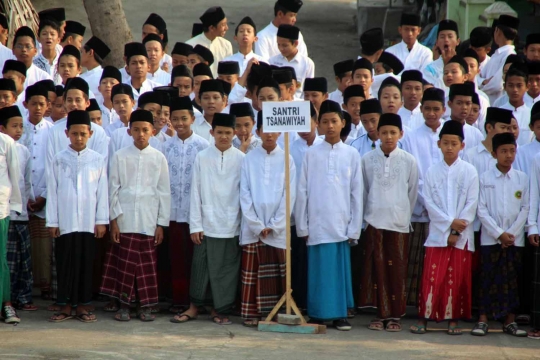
[{"left": 2, "top": 0, "right": 38, "bottom": 46}]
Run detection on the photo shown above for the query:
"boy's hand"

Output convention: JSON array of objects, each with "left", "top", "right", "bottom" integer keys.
[
  {"left": 48, "top": 227, "right": 60, "bottom": 238},
  {"left": 191, "top": 232, "right": 204, "bottom": 245},
  {"left": 447, "top": 234, "right": 459, "bottom": 247},
  {"left": 94, "top": 225, "right": 106, "bottom": 239},
  {"left": 165, "top": 121, "right": 175, "bottom": 137},
  {"left": 529, "top": 234, "right": 540, "bottom": 247},
  {"left": 260, "top": 228, "right": 272, "bottom": 239},
  {"left": 161, "top": 62, "right": 169, "bottom": 72},
  {"left": 28, "top": 197, "right": 46, "bottom": 212},
  {"left": 440, "top": 46, "right": 456, "bottom": 64},
  {"left": 482, "top": 77, "right": 493, "bottom": 86},
  {"left": 154, "top": 226, "right": 164, "bottom": 246},
  {"left": 300, "top": 236, "right": 308, "bottom": 243},
  {"left": 240, "top": 133, "right": 252, "bottom": 153},
  {"left": 451, "top": 219, "right": 467, "bottom": 233},
  {"left": 110, "top": 220, "right": 120, "bottom": 244},
  {"left": 432, "top": 46, "right": 440, "bottom": 60},
  {"left": 499, "top": 232, "right": 515, "bottom": 248}
]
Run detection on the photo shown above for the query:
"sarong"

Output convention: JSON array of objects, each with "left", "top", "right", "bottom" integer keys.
[
  {"left": 169, "top": 222, "right": 193, "bottom": 306},
  {"left": 99, "top": 241, "right": 120, "bottom": 298},
  {"left": 518, "top": 236, "right": 533, "bottom": 315},
  {"left": 406, "top": 222, "right": 428, "bottom": 306},
  {"left": 92, "top": 227, "right": 109, "bottom": 294},
  {"left": 0, "top": 217, "right": 10, "bottom": 302},
  {"left": 350, "top": 231, "right": 364, "bottom": 307},
  {"left": 6, "top": 221, "right": 33, "bottom": 304},
  {"left": 29, "top": 215, "right": 52, "bottom": 291},
  {"left": 532, "top": 246, "right": 540, "bottom": 330},
  {"left": 291, "top": 225, "right": 308, "bottom": 309}
]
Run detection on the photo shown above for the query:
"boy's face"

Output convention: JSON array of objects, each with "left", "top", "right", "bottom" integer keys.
[
  {"left": 45, "top": 91, "right": 57, "bottom": 117},
  {"left": 211, "top": 18, "right": 229, "bottom": 38},
  {"left": 257, "top": 126, "right": 280, "bottom": 148},
  {"left": 421, "top": 101, "right": 445, "bottom": 128},
  {"left": 277, "top": 37, "right": 297, "bottom": 58},
  {"left": 142, "top": 103, "right": 162, "bottom": 125},
  {"left": 373, "top": 63, "right": 387, "bottom": 75},
  {"left": 210, "top": 125, "right": 235, "bottom": 148},
  {"left": 112, "top": 94, "right": 135, "bottom": 119},
  {"left": 98, "top": 77, "right": 120, "bottom": 98},
  {"left": 200, "top": 91, "right": 224, "bottom": 116},
  {"left": 493, "top": 144, "right": 516, "bottom": 168},
  {"left": 172, "top": 54, "right": 189, "bottom": 68},
  {"left": 58, "top": 55, "right": 81, "bottom": 83},
  {"left": 142, "top": 24, "right": 159, "bottom": 39},
  {"left": 436, "top": 30, "right": 459, "bottom": 52},
  {"left": 304, "top": 91, "right": 327, "bottom": 112},
  {"left": 145, "top": 40, "right": 163, "bottom": 67},
  {"left": 278, "top": 84, "right": 294, "bottom": 101},
  {"left": 235, "top": 24, "right": 257, "bottom": 47},
  {"left": 80, "top": 47, "right": 93, "bottom": 68},
  {"left": 352, "top": 69, "right": 372, "bottom": 95},
  {"left": 25, "top": 95, "right": 47, "bottom": 122},
  {"left": 65, "top": 89, "right": 90, "bottom": 113},
  {"left": 360, "top": 113, "right": 380, "bottom": 137},
  {"left": 379, "top": 86, "right": 402, "bottom": 114},
  {"left": 318, "top": 112, "right": 345, "bottom": 140},
  {"left": 528, "top": 74, "right": 540, "bottom": 98},
  {"left": 234, "top": 116, "right": 254, "bottom": 141},
  {"left": 299, "top": 117, "right": 317, "bottom": 140},
  {"left": 505, "top": 75, "right": 528, "bottom": 103},
  {"left": 530, "top": 120, "right": 540, "bottom": 141},
  {"left": 486, "top": 121, "right": 511, "bottom": 136},
  {"left": 378, "top": 125, "right": 403, "bottom": 152},
  {"left": 3, "top": 71, "right": 25, "bottom": 94},
  {"left": 128, "top": 121, "right": 155, "bottom": 148},
  {"left": 448, "top": 95, "right": 472, "bottom": 121},
  {"left": 39, "top": 26, "right": 59, "bottom": 50},
  {"left": 258, "top": 87, "right": 281, "bottom": 102},
  {"left": 1, "top": 117, "right": 23, "bottom": 141},
  {"left": 161, "top": 105, "right": 170, "bottom": 123},
  {"left": 13, "top": 36, "right": 37, "bottom": 64},
  {"left": 438, "top": 134, "right": 464, "bottom": 159},
  {"left": 0, "top": 90, "right": 16, "bottom": 108},
  {"left": 66, "top": 124, "right": 92, "bottom": 151},
  {"left": 342, "top": 96, "right": 364, "bottom": 124},
  {"left": 470, "top": 46, "right": 490, "bottom": 63},
  {"left": 65, "top": 34, "right": 83, "bottom": 50},
  {"left": 88, "top": 110, "right": 102, "bottom": 126},
  {"left": 277, "top": 10, "right": 297, "bottom": 26},
  {"left": 172, "top": 77, "right": 193, "bottom": 97},
  {"left": 464, "top": 57, "right": 479, "bottom": 80},
  {"left": 398, "top": 25, "right": 421, "bottom": 46},
  {"left": 526, "top": 44, "right": 540, "bottom": 62},
  {"left": 193, "top": 75, "right": 211, "bottom": 99},
  {"left": 443, "top": 63, "right": 467, "bottom": 87},
  {"left": 128, "top": 55, "right": 149, "bottom": 79},
  {"left": 171, "top": 109, "right": 194, "bottom": 138},
  {"left": 336, "top": 72, "right": 352, "bottom": 92},
  {"left": 510, "top": 117, "right": 519, "bottom": 140},
  {"left": 187, "top": 54, "right": 202, "bottom": 69},
  {"left": 465, "top": 104, "right": 480, "bottom": 125},
  {"left": 217, "top": 74, "right": 239, "bottom": 86},
  {"left": 402, "top": 81, "right": 423, "bottom": 108},
  {"left": 51, "top": 96, "right": 66, "bottom": 120}
]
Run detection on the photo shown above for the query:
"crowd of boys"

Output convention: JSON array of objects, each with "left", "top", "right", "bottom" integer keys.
[{"left": 1, "top": 0, "right": 540, "bottom": 340}]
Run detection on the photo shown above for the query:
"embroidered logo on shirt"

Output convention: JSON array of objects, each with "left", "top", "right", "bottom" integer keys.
[{"left": 515, "top": 190, "right": 522, "bottom": 199}]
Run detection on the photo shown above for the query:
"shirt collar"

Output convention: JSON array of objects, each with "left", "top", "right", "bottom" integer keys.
[
  {"left": 67, "top": 145, "right": 88, "bottom": 155},
  {"left": 422, "top": 121, "right": 442, "bottom": 133},
  {"left": 493, "top": 165, "right": 514, "bottom": 179},
  {"left": 477, "top": 142, "right": 489, "bottom": 154},
  {"left": 84, "top": 65, "right": 102, "bottom": 76},
  {"left": 443, "top": 157, "right": 461, "bottom": 168},
  {"left": 375, "top": 144, "right": 399, "bottom": 157},
  {"left": 321, "top": 139, "right": 343, "bottom": 149},
  {"left": 496, "top": 44, "right": 515, "bottom": 54}
]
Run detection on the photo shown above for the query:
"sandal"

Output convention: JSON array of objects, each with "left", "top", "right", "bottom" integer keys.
[
  {"left": 76, "top": 312, "right": 97, "bottom": 323},
  {"left": 114, "top": 308, "right": 131, "bottom": 322},
  {"left": 103, "top": 300, "right": 119, "bottom": 313},
  {"left": 47, "top": 303, "right": 62, "bottom": 312},
  {"left": 242, "top": 318, "right": 260, "bottom": 327},
  {"left": 170, "top": 312, "right": 197, "bottom": 323},
  {"left": 212, "top": 315, "right": 232, "bottom": 325},
  {"left": 410, "top": 324, "right": 427, "bottom": 334},
  {"left": 503, "top": 322, "right": 527, "bottom": 337},
  {"left": 48, "top": 312, "right": 73, "bottom": 323},
  {"left": 368, "top": 319, "right": 384, "bottom": 331},
  {"left": 168, "top": 305, "right": 187, "bottom": 314},
  {"left": 447, "top": 325, "right": 462, "bottom": 335},
  {"left": 528, "top": 329, "right": 540, "bottom": 339},
  {"left": 347, "top": 308, "right": 356, "bottom": 319},
  {"left": 138, "top": 308, "right": 155, "bottom": 322},
  {"left": 471, "top": 322, "right": 489, "bottom": 336},
  {"left": 385, "top": 320, "right": 402, "bottom": 332},
  {"left": 15, "top": 303, "right": 38, "bottom": 311}
]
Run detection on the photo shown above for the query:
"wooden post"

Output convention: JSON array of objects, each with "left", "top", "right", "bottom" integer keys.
[{"left": 284, "top": 132, "right": 292, "bottom": 315}]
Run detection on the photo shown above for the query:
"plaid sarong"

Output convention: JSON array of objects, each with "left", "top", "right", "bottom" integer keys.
[
  {"left": 406, "top": 222, "right": 428, "bottom": 306},
  {"left": 240, "top": 241, "right": 286, "bottom": 319},
  {"left": 29, "top": 216, "right": 52, "bottom": 291},
  {"left": 6, "top": 222, "right": 33, "bottom": 304}
]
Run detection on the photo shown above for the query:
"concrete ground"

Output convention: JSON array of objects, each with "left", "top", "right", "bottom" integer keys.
[{"left": 1, "top": 299, "right": 539, "bottom": 359}]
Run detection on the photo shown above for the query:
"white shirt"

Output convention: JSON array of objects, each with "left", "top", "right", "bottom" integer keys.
[
  {"left": 500, "top": 92, "right": 540, "bottom": 108},
  {"left": 146, "top": 67, "right": 170, "bottom": 86},
  {"left": 501, "top": 102, "right": 533, "bottom": 146},
  {"left": 109, "top": 144, "right": 170, "bottom": 235},
  {"left": 350, "top": 134, "right": 380, "bottom": 158},
  {"left": 362, "top": 146, "right": 419, "bottom": 233},
  {"left": 423, "top": 158, "right": 479, "bottom": 251},
  {"left": 222, "top": 51, "right": 266, "bottom": 76},
  {"left": 255, "top": 22, "right": 308, "bottom": 60},
  {"left": 105, "top": 119, "right": 127, "bottom": 137},
  {"left": 108, "top": 127, "right": 162, "bottom": 163},
  {"left": 515, "top": 138, "right": 540, "bottom": 176},
  {"left": 479, "top": 44, "right": 515, "bottom": 104},
  {"left": 0, "top": 133, "right": 22, "bottom": 219},
  {"left": 99, "top": 101, "right": 119, "bottom": 129},
  {"left": 401, "top": 122, "right": 443, "bottom": 222},
  {"left": 0, "top": 43, "right": 14, "bottom": 66},
  {"left": 526, "top": 153, "right": 540, "bottom": 235},
  {"left": 160, "top": 53, "right": 172, "bottom": 73},
  {"left": 477, "top": 166, "right": 529, "bottom": 247},
  {"left": 192, "top": 113, "right": 213, "bottom": 141},
  {"left": 460, "top": 122, "right": 484, "bottom": 155},
  {"left": 295, "top": 141, "right": 363, "bottom": 245},
  {"left": 125, "top": 78, "right": 159, "bottom": 105},
  {"left": 269, "top": 52, "right": 315, "bottom": 99},
  {"left": 80, "top": 65, "right": 103, "bottom": 99},
  {"left": 240, "top": 146, "right": 296, "bottom": 249},
  {"left": 386, "top": 40, "right": 433, "bottom": 72},
  {"left": 227, "top": 83, "right": 250, "bottom": 106},
  {"left": 328, "top": 89, "right": 343, "bottom": 106},
  {"left": 46, "top": 147, "right": 108, "bottom": 235},
  {"left": 23, "top": 63, "right": 52, "bottom": 88},
  {"left": 19, "top": 118, "right": 54, "bottom": 218},
  {"left": 161, "top": 132, "right": 209, "bottom": 223},
  {"left": 186, "top": 33, "right": 233, "bottom": 76},
  {"left": 422, "top": 58, "right": 444, "bottom": 90},
  {"left": 189, "top": 145, "right": 245, "bottom": 237},
  {"left": 232, "top": 135, "right": 261, "bottom": 153},
  {"left": 154, "top": 131, "right": 170, "bottom": 143},
  {"left": 10, "top": 143, "right": 33, "bottom": 221},
  {"left": 398, "top": 104, "right": 422, "bottom": 128},
  {"left": 119, "top": 67, "right": 130, "bottom": 83},
  {"left": 33, "top": 51, "right": 60, "bottom": 78}
]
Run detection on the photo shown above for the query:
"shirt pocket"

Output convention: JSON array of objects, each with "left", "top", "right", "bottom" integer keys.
[
  {"left": 202, "top": 205, "right": 215, "bottom": 225},
  {"left": 226, "top": 206, "right": 240, "bottom": 229}
]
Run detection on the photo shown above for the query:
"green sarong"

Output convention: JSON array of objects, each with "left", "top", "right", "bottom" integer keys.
[
  {"left": 190, "top": 236, "right": 241, "bottom": 314},
  {"left": 0, "top": 216, "right": 10, "bottom": 302}
]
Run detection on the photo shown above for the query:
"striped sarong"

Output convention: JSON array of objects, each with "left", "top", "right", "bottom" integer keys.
[
  {"left": 0, "top": 217, "right": 10, "bottom": 302},
  {"left": 406, "top": 222, "right": 428, "bottom": 306},
  {"left": 6, "top": 221, "right": 33, "bottom": 304},
  {"left": 29, "top": 216, "right": 52, "bottom": 292}
]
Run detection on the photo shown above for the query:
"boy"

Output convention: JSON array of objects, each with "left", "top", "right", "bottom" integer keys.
[
  {"left": 59, "top": 21, "right": 85, "bottom": 49},
  {"left": 341, "top": 85, "right": 366, "bottom": 139},
  {"left": 447, "top": 83, "right": 483, "bottom": 152},
  {"left": 303, "top": 77, "right": 328, "bottom": 113},
  {"left": 471, "top": 132, "right": 529, "bottom": 337},
  {"left": 3, "top": 60, "right": 28, "bottom": 115},
  {"left": 0, "top": 106, "right": 35, "bottom": 312},
  {"left": 479, "top": 15, "right": 519, "bottom": 104},
  {"left": 193, "top": 79, "right": 226, "bottom": 141},
  {"left": 33, "top": 18, "right": 61, "bottom": 78},
  {"left": 359, "top": 28, "right": 384, "bottom": 64},
  {"left": 238, "top": 109, "right": 296, "bottom": 327},
  {"left": 527, "top": 137, "right": 540, "bottom": 339},
  {"left": 171, "top": 65, "right": 194, "bottom": 98},
  {"left": 351, "top": 58, "right": 373, "bottom": 99},
  {"left": 0, "top": 127, "right": 22, "bottom": 324},
  {"left": 186, "top": 6, "right": 233, "bottom": 76},
  {"left": 350, "top": 98, "right": 382, "bottom": 156},
  {"left": 177, "top": 113, "right": 244, "bottom": 325},
  {"left": 469, "top": 26, "right": 492, "bottom": 79},
  {"left": 328, "top": 59, "right": 354, "bottom": 106},
  {"left": 230, "top": 102, "right": 261, "bottom": 153},
  {"left": 0, "top": 78, "right": 18, "bottom": 109},
  {"left": 412, "top": 120, "right": 479, "bottom": 335},
  {"left": 223, "top": 16, "right": 266, "bottom": 76},
  {"left": 80, "top": 36, "right": 111, "bottom": 99},
  {"left": 87, "top": 99, "right": 103, "bottom": 127},
  {"left": 50, "top": 86, "right": 66, "bottom": 122},
  {"left": 104, "top": 109, "right": 170, "bottom": 322},
  {"left": 37, "top": 8, "right": 65, "bottom": 43},
  {"left": 359, "top": 113, "right": 419, "bottom": 332},
  {"left": 171, "top": 42, "right": 193, "bottom": 68},
  {"left": 11, "top": 26, "right": 52, "bottom": 88},
  {"left": 256, "top": 0, "right": 307, "bottom": 59},
  {"left": 398, "top": 70, "right": 423, "bottom": 128},
  {"left": 386, "top": 13, "right": 432, "bottom": 71},
  {"left": 295, "top": 100, "right": 362, "bottom": 331},
  {"left": 378, "top": 77, "right": 403, "bottom": 114},
  {"left": 373, "top": 51, "right": 404, "bottom": 76},
  {"left": 105, "top": 84, "right": 136, "bottom": 137},
  {"left": 35, "top": 79, "right": 56, "bottom": 121},
  {"left": 525, "top": 33, "right": 540, "bottom": 62},
  {"left": 525, "top": 62, "right": 540, "bottom": 108},
  {"left": 97, "top": 66, "right": 122, "bottom": 128},
  {"left": 189, "top": 45, "right": 214, "bottom": 69},
  {"left": 192, "top": 63, "right": 214, "bottom": 113},
  {"left": 163, "top": 96, "right": 209, "bottom": 318},
  {"left": 466, "top": 93, "right": 481, "bottom": 127},
  {"left": 269, "top": 25, "right": 314, "bottom": 99},
  {"left": 500, "top": 63, "right": 532, "bottom": 145},
  {"left": 123, "top": 42, "right": 159, "bottom": 103},
  {"left": 515, "top": 112, "right": 540, "bottom": 175},
  {"left": 217, "top": 61, "right": 240, "bottom": 88},
  {"left": 142, "top": 13, "right": 172, "bottom": 72},
  {"left": 423, "top": 20, "right": 460, "bottom": 91},
  {"left": 46, "top": 110, "right": 108, "bottom": 323},
  {"left": 143, "top": 34, "right": 170, "bottom": 86},
  {"left": 272, "top": 69, "right": 295, "bottom": 101}
]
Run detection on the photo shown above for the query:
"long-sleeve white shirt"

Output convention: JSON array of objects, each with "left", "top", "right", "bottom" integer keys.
[
  {"left": 23, "top": 63, "right": 52, "bottom": 88},
  {"left": 255, "top": 22, "right": 308, "bottom": 60},
  {"left": 146, "top": 67, "right": 170, "bottom": 86},
  {"left": 80, "top": 66, "right": 103, "bottom": 100},
  {"left": 362, "top": 146, "right": 418, "bottom": 233},
  {"left": 46, "top": 147, "right": 109, "bottom": 235},
  {"left": 99, "top": 101, "right": 120, "bottom": 130},
  {"left": 479, "top": 44, "right": 515, "bottom": 104},
  {"left": 515, "top": 138, "right": 540, "bottom": 176},
  {"left": 109, "top": 144, "right": 170, "bottom": 235},
  {"left": 108, "top": 127, "right": 162, "bottom": 166},
  {"left": 162, "top": 133, "right": 209, "bottom": 223},
  {"left": 423, "top": 158, "right": 479, "bottom": 251},
  {"left": 240, "top": 146, "right": 296, "bottom": 249},
  {"left": 189, "top": 145, "right": 245, "bottom": 237},
  {"left": 350, "top": 134, "right": 380, "bottom": 158},
  {"left": 386, "top": 40, "right": 433, "bottom": 72},
  {"left": 0, "top": 133, "right": 22, "bottom": 219},
  {"left": 422, "top": 58, "right": 444, "bottom": 90},
  {"left": 501, "top": 102, "right": 533, "bottom": 146},
  {"left": 527, "top": 153, "right": 540, "bottom": 235},
  {"left": 295, "top": 141, "right": 363, "bottom": 245},
  {"left": 186, "top": 33, "right": 233, "bottom": 77},
  {"left": 124, "top": 78, "right": 159, "bottom": 105},
  {"left": 398, "top": 104, "right": 422, "bottom": 128},
  {"left": 269, "top": 52, "right": 315, "bottom": 99},
  {"left": 328, "top": 89, "right": 343, "bottom": 106},
  {"left": 192, "top": 113, "right": 213, "bottom": 141},
  {"left": 33, "top": 51, "right": 60, "bottom": 78},
  {"left": 477, "top": 166, "right": 528, "bottom": 247},
  {"left": 222, "top": 51, "right": 266, "bottom": 76},
  {"left": 10, "top": 143, "right": 34, "bottom": 221}
]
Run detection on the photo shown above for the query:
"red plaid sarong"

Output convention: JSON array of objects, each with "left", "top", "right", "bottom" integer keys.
[
  {"left": 100, "top": 233, "right": 158, "bottom": 307},
  {"left": 418, "top": 246, "right": 473, "bottom": 322},
  {"left": 240, "top": 241, "right": 286, "bottom": 319},
  {"left": 169, "top": 222, "right": 193, "bottom": 306},
  {"left": 99, "top": 240, "right": 120, "bottom": 298}
]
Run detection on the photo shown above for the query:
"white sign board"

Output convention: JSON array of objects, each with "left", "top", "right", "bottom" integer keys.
[{"left": 262, "top": 101, "right": 311, "bottom": 133}]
